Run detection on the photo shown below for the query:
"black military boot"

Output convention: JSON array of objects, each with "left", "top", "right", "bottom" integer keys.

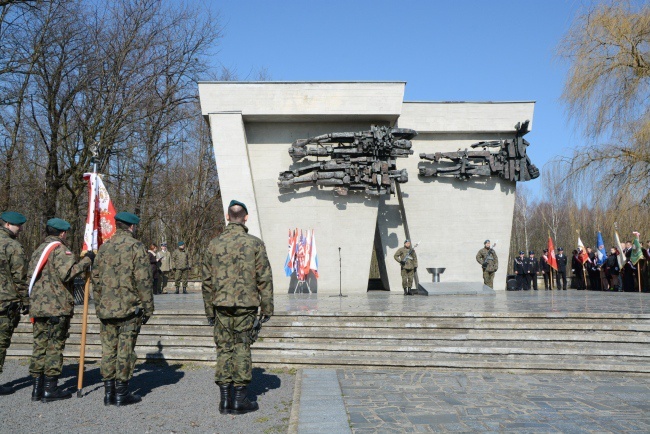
[
  {"left": 231, "top": 385, "right": 258, "bottom": 415},
  {"left": 31, "top": 374, "right": 44, "bottom": 401},
  {"left": 403, "top": 288, "right": 408, "bottom": 295},
  {"left": 41, "top": 376, "right": 72, "bottom": 402},
  {"left": 406, "top": 288, "right": 412, "bottom": 296},
  {"left": 218, "top": 383, "right": 232, "bottom": 415},
  {"left": 175, "top": 288, "right": 179, "bottom": 294},
  {"left": 182, "top": 288, "right": 188, "bottom": 294},
  {"left": 0, "top": 383, "right": 14, "bottom": 395},
  {"left": 104, "top": 380, "right": 116, "bottom": 406},
  {"left": 115, "top": 380, "right": 141, "bottom": 406}
]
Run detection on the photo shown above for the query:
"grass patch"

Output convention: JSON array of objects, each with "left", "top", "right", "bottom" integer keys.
[{"left": 255, "top": 416, "right": 270, "bottom": 423}]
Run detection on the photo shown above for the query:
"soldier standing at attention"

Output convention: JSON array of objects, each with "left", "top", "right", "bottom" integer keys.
[
  {"left": 475, "top": 240, "right": 498, "bottom": 289},
  {"left": 0, "top": 211, "right": 28, "bottom": 395},
  {"left": 394, "top": 239, "right": 418, "bottom": 295},
  {"left": 513, "top": 251, "right": 526, "bottom": 291},
  {"left": 28, "top": 218, "right": 93, "bottom": 402},
  {"left": 556, "top": 247, "right": 568, "bottom": 290},
  {"left": 202, "top": 200, "right": 273, "bottom": 415},
  {"left": 526, "top": 251, "right": 539, "bottom": 291},
  {"left": 172, "top": 241, "right": 190, "bottom": 294},
  {"left": 92, "top": 212, "right": 153, "bottom": 406}
]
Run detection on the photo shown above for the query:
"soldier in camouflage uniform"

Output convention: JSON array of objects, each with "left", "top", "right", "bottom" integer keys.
[
  {"left": 172, "top": 241, "right": 189, "bottom": 294},
  {"left": 202, "top": 200, "right": 273, "bottom": 415},
  {"left": 0, "top": 211, "right": 28, "bottom": 396},
  {"left": 28, "top": 218, "right": 93, "bottom": 402},
  {"left": 476, "top": 240, "right": 499, "bottom": 289},
  {"left": 394, "top": 239, "right": 418, "bottom": 295},
  {"left": 92, "top": 212, "right": 153, "bottom": 406}
]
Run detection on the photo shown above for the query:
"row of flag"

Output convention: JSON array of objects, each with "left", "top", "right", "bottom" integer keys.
[
  {"left": 284, "top": 229, "right": 319, "bottom": 280},
  {"left": 545, "top": 227, "right": 644, "bottom": 271}
]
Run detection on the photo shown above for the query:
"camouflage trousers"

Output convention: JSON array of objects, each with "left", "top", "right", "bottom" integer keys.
[
  {"left": 0, "top": 312, "right": 20, "bottom": 374},
  {"left": 30, "top": 316, "right": 70, "bottom": 378},
  {"left": 99, "top": 316, "right": 142, "bottom": 382},
  {"left": 401, "top": 268, "right": 414, "bottom": 288},
  {"left": 213, "top": 306, "right": 257, "bottom": 386},
  {"left": 174, "top": 269, "right": 189, "bottom": 290},
  {"left": 483, "top": 270, "right": 495, "bottom": 289}
]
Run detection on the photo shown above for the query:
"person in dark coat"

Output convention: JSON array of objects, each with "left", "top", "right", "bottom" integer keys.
[
  {"left": 540, "top": 249, "right": 551, "bottom": 290},
  {"left": 604, "top": 247, "right": 621, "bottom": 291},
  {"left": 148, "top": 244, "right": 160, "bottom": 295},
  {"left": 622, "top": 241, "right": 636, "bottom": 292},
  {"left": 555, "top": 248, "right": 568, "bottom": 290},
  {"left": 513, "top": 251, "right": 526, "bottom": 291},
  {"left": 586, "top": 247, "right": 601, "bottom": 290},
  {"left": 525, "top": 251, "right": 539, "bottom": 291},
  {"left": 572, "top": 250, "right": 586, "bottom": 290}
]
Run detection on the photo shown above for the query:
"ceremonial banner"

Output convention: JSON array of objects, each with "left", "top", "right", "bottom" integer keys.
[
  {"left": 547, "top": 236, "right": 558, "bottom": 270},
  {"left": 631, "top": 232, "right": 643, "bottom": 265},
  {"left": 309, "top": 230, "right": 319, "bottom": 278},
  {"left": 613, "top": 229, "right": 626, "bottom": 268},
  {"left": 284, "top": 229, "right": 297, "bottom": 277},
  {"left": 596, "top": 232, "right": 607, "bottom": 266},
  {"left": 82, "top": 173, "right": 116, "bottom": 251},
  {"left": 577, "top": 237, "right": 589, "bottom": 264}
]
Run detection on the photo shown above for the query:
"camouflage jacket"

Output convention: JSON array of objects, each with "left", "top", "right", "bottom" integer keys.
[
  {"left": 394, "top": 247, "right": 418, "bottom": 270},
  {"left": 28, "top": 236, "right": 91, "bottom": 317},
  {"left": 92, "top": 229, "right": 153, "bottom": 319},
  {"left": 476, "top": 247, "right": 499, "bottom": 273},
  {"left": 171, "top": 249, "right": 189, "bottom": 270},
  {"left": 0, "top": 227, "right": 28, "bottom": 309},
  {"left": 201, "top": 222, "right": 273, "bottom": 318}
]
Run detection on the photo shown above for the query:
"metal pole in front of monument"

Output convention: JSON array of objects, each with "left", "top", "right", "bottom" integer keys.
[{"left": 330, "top": 247, "right": 347, "bottom": 297}]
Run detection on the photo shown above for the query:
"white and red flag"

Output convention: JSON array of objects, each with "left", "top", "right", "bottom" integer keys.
[
  {"left": 577, "top": 237, "right": 589, "bottom": 264},
  {"left": 309, "top": 230, "right": 319, "bottom": 278},
  {"left": 83, "top": 173, "right": 116, "bottom": 251}
]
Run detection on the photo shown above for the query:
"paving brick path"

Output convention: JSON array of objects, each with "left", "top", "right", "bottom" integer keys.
[{"left": 338, "top": 370, "right": 650, "bottom": 433}]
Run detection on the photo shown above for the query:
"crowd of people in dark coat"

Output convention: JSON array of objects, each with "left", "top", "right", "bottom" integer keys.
[{"left": 511, "top": 240, "right": 650, "bottom": 292}]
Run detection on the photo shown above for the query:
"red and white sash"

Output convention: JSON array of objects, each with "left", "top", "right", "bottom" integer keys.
[{"left": 28, "top": 242, "right": 61, "bottom": 296}]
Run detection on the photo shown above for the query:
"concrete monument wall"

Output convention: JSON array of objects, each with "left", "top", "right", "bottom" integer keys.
[{"left": 198, "top": 82, "right": 535, "bottom": 293}]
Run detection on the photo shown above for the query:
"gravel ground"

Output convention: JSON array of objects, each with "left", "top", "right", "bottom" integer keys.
[{"left": 0, "top": 359, "right": 294, "bottom": 434}]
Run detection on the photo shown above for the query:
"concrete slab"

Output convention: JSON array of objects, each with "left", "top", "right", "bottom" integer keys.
[
  {"left": 418, "top": 282, "right": 496, "bottom": 296},
  {"left": 298, "top": 369, "right": 351, "bottom": 434}
]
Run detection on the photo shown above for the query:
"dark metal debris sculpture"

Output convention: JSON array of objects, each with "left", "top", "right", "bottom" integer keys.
[
  {"left": 418, "top": 120, "right": 540, "bottom": 182},
  {"left": 278, "top": 126, "right": 416, "bottom": 196}
]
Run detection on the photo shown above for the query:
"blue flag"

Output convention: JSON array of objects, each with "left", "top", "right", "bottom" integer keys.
[{"left": 596, "top": 231, "right": 607, "bottom": 266}]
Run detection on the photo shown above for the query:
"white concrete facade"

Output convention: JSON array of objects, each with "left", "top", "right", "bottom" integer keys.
[{"left": 198, "top": 82, "right": 535, "bottom": 294}]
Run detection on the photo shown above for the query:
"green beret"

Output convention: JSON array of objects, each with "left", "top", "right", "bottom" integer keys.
[
  {"left": 228, "top": 199, "right": 248, "bottom": 215},
  {"left": 178, "top": 241, "right": 185, "bottom": 246},
  {"left": 46, "top": 218, "right": 71, "bottom": 231},
  {"left": 1, "top": 211, "right": 26, "bottom": 225},
  {"left": 115, "top": 212, "right": 140, "bottom": 225}
]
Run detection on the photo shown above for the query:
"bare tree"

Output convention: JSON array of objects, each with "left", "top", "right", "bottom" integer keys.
[{"left": 558, "top": 1, "right": 650, "bottom": 207}]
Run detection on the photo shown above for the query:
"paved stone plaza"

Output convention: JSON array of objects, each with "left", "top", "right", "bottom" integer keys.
[{"left": 338, "top": 370, "right": 650, "bottom": 433}]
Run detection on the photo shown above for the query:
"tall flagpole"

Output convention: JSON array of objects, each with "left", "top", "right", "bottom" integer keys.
[{"left": 77, "top": 144, "right": 97, "bottom": 398}]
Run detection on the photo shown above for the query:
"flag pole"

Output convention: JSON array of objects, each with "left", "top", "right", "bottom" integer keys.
[{"left": 77, "top": 147, "right": 97, "bottom": 398}]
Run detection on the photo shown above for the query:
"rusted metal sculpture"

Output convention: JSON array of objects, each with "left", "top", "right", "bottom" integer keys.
[
  {"left": 278, "top": 125, "right": 416, "bottom": 196},
  {"left": 418, "top": 120, "right": 540, "bottom": 182}
]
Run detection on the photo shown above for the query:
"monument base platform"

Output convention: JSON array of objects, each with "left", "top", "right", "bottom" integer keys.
[{"left": 418, "top": 282, "right": 495, "bottom": 296}]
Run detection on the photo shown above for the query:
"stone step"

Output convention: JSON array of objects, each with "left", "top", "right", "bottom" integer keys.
[
  {"left": 7, "top": 344, "right": 650, "bottom": 374},
  {"left": 9, "top": 333, "right": 648, "bottom": 356},
  {"left": 11, "top": 326, "right": 648, "bottom": 345}
]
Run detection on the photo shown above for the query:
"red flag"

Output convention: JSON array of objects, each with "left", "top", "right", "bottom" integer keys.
[
  {"left": 547, "top": 236, "right": 558, "bottom": 270},
  {"left": 83, "top": 173, "right": 116, "bottom": 251}
]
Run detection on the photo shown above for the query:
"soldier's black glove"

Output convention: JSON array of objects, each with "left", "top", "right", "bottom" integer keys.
[
  {"left": 21, "top": 304, "right": 29, "bottom": 315},
  {"left": 142, "top": 315, "right": 150, "bottom": 325},
  {"left": 84, "top": 251, "right": 96, "bottom": 264},
  {"left": 207, "top": 317, "right": 215, "bottom": 326},
  {"left": 261, "top": 315, "right": 271, "bottom": 323}
]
